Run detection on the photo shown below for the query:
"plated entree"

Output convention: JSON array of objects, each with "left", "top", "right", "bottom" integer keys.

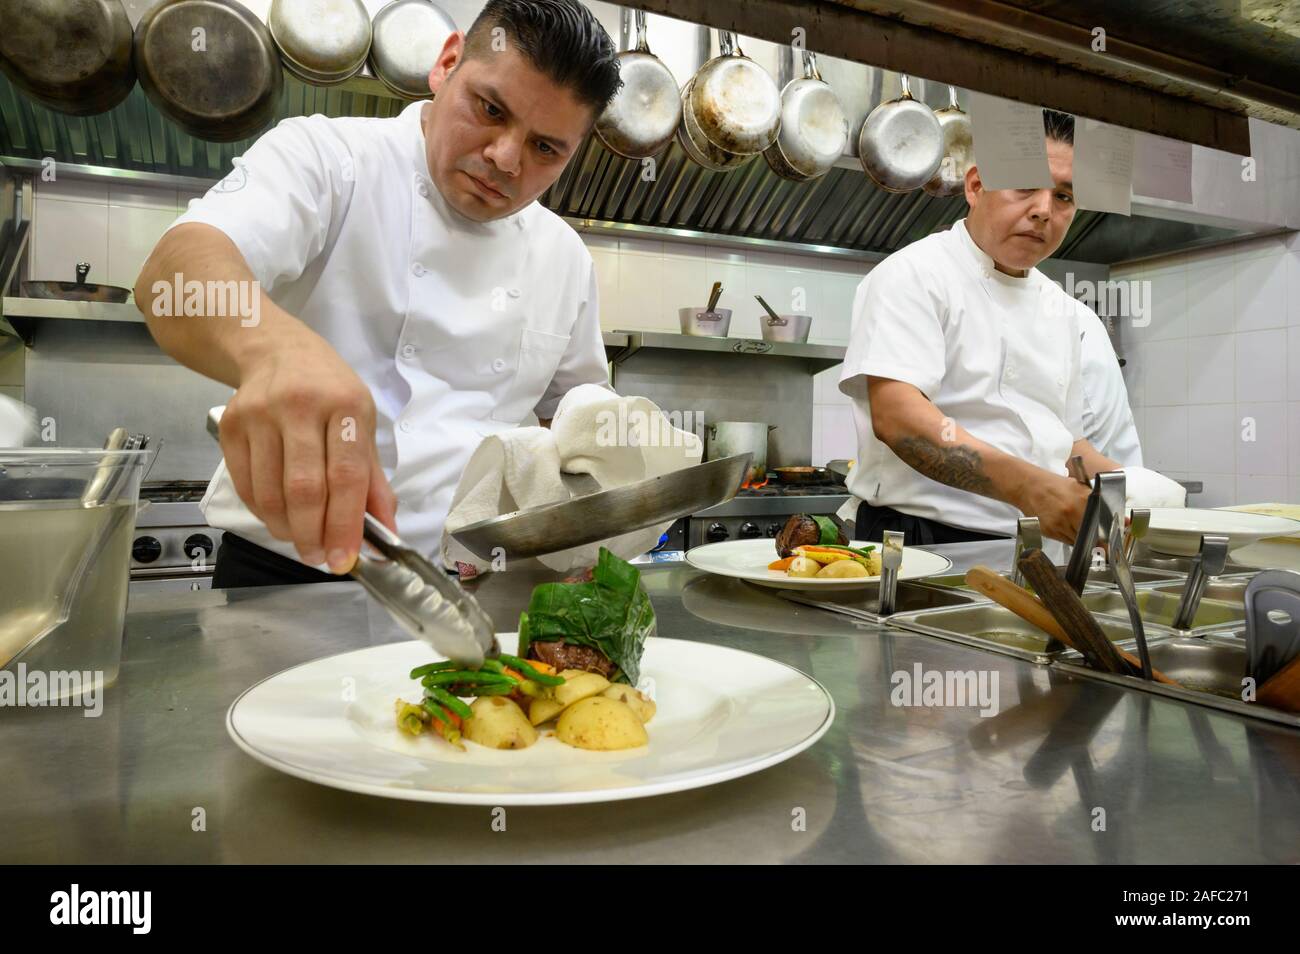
[{"left": 767, "top": 513, "right": 880, "bottom": 578}]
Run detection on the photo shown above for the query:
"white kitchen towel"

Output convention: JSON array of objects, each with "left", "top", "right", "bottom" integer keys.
[
  {"left": 0, "top": 394, "right": 35, "bottom": 447},
  {"left": 441, "top": 387, "right": 703, "bottom": 574},
  {"left": 1123, "top": 466, "right": 1187, "bottom": 509}
]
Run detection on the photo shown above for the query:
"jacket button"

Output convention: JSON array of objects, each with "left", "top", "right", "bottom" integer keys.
[
  {"left": 399, "top": 420, "right": 413, "bottom": 433},
  {"left": 508, "top": 288, "right": 521, "bottom": 298},
  {"left": 401, "top": 344, "right": 416, "bottom": 359},
  {"left": 417, "top": 182, "right": 429, "bottom": 198},
  {"left": 411, "top": 262, "right": 425, "bottom": 277},
  {"left": 492, "top": 358, "right": 506, "bottom": 372}
]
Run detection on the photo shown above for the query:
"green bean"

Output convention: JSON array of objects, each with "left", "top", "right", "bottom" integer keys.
[
  {"left": 496, "top": 653, "right": 565, "bottom": 686},
  {"left": 421, "top": 698, "right": 451, "bottom": 725},
  {"left": 479, "top": 659, "right": 507, "bottom": 674},
  {"left": 462, "top": 683, "right": 515, "bottom": 697},
  {"left": 409, "top": 661, "right": 458, "bottom": 679},
  {"left": 425, "top": 687, "right": 473, "bottom": 721},
  {"left": 421, "top": 670, "right": 514, "bottom": 688}
]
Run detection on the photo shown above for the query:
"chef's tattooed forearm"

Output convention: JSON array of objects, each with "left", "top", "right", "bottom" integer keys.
[{"left": 894, "top": 436, "right": 996, "bottom": 497}]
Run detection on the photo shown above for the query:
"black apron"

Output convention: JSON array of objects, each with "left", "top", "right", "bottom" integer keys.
[
  {"left": 853, "top": 501, "right": 1009, "bottom": 546},
  {"left": 212, "top": 531, "right": 350, "bottom": 589}
]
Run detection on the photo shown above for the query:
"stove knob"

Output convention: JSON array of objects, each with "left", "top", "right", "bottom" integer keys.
[
  {"left": 738, "top": 522, "right": 762, "bottom": 540},
  {"left": 705, "top": 522, "right": 729, "bottom": 543},
  {"left": 765, "top": 523, "right": 782, "bottom": 538},
  {"left": 132, "top": 535, "right": 162, "bottom": 563},
  {"left": 184, "top": 533, "right": 216, "bottom": 559}
]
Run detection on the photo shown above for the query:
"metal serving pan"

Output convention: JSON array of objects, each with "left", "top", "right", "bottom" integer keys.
[
  {"left": 887, "top": 602, "right": 1158, "bottom": 665},
  {"left": 1081, "top": 587, "right": 1245, "bottom": 634},
  {"left": 1053, "top": 632, "right": 1300, "bottom": 730},
  {"left": 451, "top": 453, "right": 751, "bottom": 560}
]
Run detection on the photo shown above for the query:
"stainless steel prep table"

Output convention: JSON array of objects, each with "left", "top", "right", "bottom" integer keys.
[{"left": 3, "top": 541, "right": 1298, "bottom": 864}]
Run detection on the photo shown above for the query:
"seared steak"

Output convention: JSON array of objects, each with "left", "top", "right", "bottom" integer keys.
[
  {"left": 775, "top": 513, "right": 847, "bottom": 558},
  {"left": 528, "top": 640, "right": 617, "bottom": 678}
]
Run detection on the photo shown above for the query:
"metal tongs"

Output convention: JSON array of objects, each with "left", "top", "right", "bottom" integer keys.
[
  {"left": 1097, "top": 472, "right": 1153, "bottom": 680},
  {"left": 205, "top": 407, "right": 498, "bottom": 666},
  {"left": 1171, "top": 533, "right": 1229, "bottom": 631},
  {"left": 876, "top": 530, "right": 904, "bottom": 615}
]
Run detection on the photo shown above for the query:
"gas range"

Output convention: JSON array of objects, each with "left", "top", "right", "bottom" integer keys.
[
  {"left": 131, "top": 481, "right": 223, "bottom": 592},
  {"left": 678, "top": 477, "right": 852, "bottom": 549}
]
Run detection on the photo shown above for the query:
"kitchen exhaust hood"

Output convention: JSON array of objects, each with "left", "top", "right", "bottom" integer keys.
[{"left": 0, "top": 1, "right": 1291, "bottom": 269}]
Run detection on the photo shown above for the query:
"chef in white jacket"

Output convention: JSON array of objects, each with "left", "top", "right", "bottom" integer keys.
[
  {"left": 136, "top": 0, "right": 620, "bottom": 587},
  {"left": 839, "top": 110, "right": 1133, "bottom": 545}
]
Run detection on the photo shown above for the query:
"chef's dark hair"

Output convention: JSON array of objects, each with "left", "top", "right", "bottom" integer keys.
[
  {"left": 1043, "top": 109, "right": 1075, "bottom": 145},
  {"left": 463, "top": 0, "right": 622, "bottom": 112}
]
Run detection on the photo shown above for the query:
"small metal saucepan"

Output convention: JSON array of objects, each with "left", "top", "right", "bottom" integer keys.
[
  {"left": 686, "top": 31, "right": 781, "bottom": 157},
  {"left": 754, "top": 295, "right": 812, "bottom": 343},
  {"left": 23, "top": 263, "right": 130, "bottom": 303},
  {"left": 763, "top": 51, "right": 848, "bottom": 182},
  {"left": 595, "top": 9, "right": 680, "bottom": 159},
  {"left": 858, "top": 73, "right": 944, "bottom": 193},
  {"left": 0, "top": 0, "right": 136, "bottom": 116},
  {"left": 368, "top": 0, "right": 458, "bottom": 99},
  {"left": 269, "top": 0, "right": 372, "bottom": 86},
  {"left": 680, "top": 281, "right": 733, "bottom": 336},
  {"left": 707, "top": 421, "right": 775, "bottom": 485},
  {"left": 923, "top": 86, "right": 974, "bottom": 198},
  {"left": 135, "top": 0, "right": 282, "bottom": 142}
]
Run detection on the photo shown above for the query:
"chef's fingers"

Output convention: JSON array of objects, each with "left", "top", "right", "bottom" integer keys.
[
  {"left": 219, "top": 412, "right": 256, "bottom": 524},
  {"left": 321, "top": 411, "right": 371, "bottom": 573},
  {"left": 280, "top": 417, "right": 328, "bottom": 567},
  {"left": 366, "top": 442, "right": 398, "bottom": 534},
  {"left": 248, "top": 421, "right": 292, "bottom": 542}
]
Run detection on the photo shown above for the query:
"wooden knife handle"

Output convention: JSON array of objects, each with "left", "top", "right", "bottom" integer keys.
[
  {"left": 966, "top": 565, "right": 1179, "bottom": 686},
  {"left": 1258, "top": 653, "right": 1300, "bottom": 713}
]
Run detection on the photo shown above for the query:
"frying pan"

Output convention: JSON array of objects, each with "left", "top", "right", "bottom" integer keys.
[
  {"left": 0, "top": 0, "right": 136, "bottom": 116},
  {"left": 677, "top": 78, "right": 751, "bottom": 172},
  {"left": 368, "top": 0, "right": 458, "bottom": 99},
  {"left": 762, "top": 51, "right": 847, "bottom": 182},
  {"left": 773, "top": 466, "right": 831, "bottom": 485},
  {"left": 451, "top": 453, "right": 752, "bottom": 560},
  {"left": 135, "top": 0, "right": 282, "bottom": 142},
  {"left": 269, "top": 0, "right": 372, "bottom": 86},
  {"left": 685, "top": 31, "right": 780, "bottom": 157},
  {"left": 23, "top": 263, "right": 130, "bottom": 303},
  {"left": 923, "top": 86, "right": 974, "bottom": 198},
  {"left": 858, "top": 74, "right": 944, "bottom": 193},
  {"left": 594, "top": 9, "right": 680, "bottom": 159}
]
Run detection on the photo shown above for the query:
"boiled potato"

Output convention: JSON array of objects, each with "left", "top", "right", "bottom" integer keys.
[
  {"left": 787, "top": 556, "right": 821, "bottom": 578},
  {"left": 816, "top": 559, "right": 869, "bottom": 578},
  {"left": 551, "top": 669, "right": 610, "bottom": 708},
  {"left": 556, "top": 696, "right": 648, "bottom": 751},
  {"left": 528, "top": 695, "right": 566, "bottom": 726},
  {"left": 601, "top": 684, "right": 656, "bottom": 724},
  {"left": 862, "top": 552, "right": 882, "bottom": 575},
  {"left": 462, "top": 696, "right": 538, "bottom": 749}
]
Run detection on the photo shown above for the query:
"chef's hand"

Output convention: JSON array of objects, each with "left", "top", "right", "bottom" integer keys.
[
  {"left": 219, "top": 328, "right": 398, "bottom": 573},
  {"left": 1016, "top": 474, "right": 1092, "bottom": 544}
]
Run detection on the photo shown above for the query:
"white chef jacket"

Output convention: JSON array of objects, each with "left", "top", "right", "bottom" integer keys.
[
  {"left": 170, "top": 101, "right": 609, "bottom": 561},
  {"left": 1077, "top": 309, "right": 1143, "bottom": 466},
  {"left": 837, "top": 218, "right": 1087, "bottom": 536}
]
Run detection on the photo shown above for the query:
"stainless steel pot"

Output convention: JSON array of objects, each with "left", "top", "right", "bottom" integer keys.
[
  {"left": 23, "top": 263, "right": 130, "bottom": 303},
  {"left": 760, "top": 313, "right": 812, "bottom": 343},
  {"left": 0, "top": 0, "right": 136, "bottom": 116},
  {"left": 858, "top": 73, "right": 944, "bottom": 193},
  {"left": 762, "top": 51, "right": 847, "bottom": 182},
  {"left": 269, "top": 0, "right": 372, "bottom": 86},
  {"left": 923, "top": 86, "right": 974, "bottom": 198},
  {"left": 594, "top": 9, "right": 680, "bottom": 159},
  {"left": 680, "top": 281, "right": 732, "bottom": 336},
  {"left": 707, "top": 421, "right": 776, "bottom": 484},
  {"left": 135, "top": 0, "right": 282, "bottom": 142},
  {"left": 685, "top": 31, "right": 781, "bottom": 157},
  {"left": 368, "top": 0, "right": 457, "bottom": 99}
]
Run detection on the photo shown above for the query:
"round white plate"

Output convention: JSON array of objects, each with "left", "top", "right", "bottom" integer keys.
[
  {"left": 226, "top": 637, "right": 834, "bottom": 806},
  {"left": 1140, "top": 507, "right": 1300, "bottom": 555},
  {"left": 685, "top": 537, "right": 952, "bottom": 590}
]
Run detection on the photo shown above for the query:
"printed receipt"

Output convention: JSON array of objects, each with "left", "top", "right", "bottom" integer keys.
[
  {"left": 1074, "top": 117, "right": 1135, "bottom": 215},
  {"left": 968, "top": 92, "right": 1054, "bottom": 190},
  {"left": 1132, "top": 133, "right": 1194, "bottom": 204}
]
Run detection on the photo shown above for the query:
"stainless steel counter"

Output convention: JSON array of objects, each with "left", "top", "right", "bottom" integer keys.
[{"left": 3, "top": 541, "right": 1299, "bottom": 864}]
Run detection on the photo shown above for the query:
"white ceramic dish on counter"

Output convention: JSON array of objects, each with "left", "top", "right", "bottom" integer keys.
[
  {"left": 685, "top": 537, "right": 952, "bottom": 590},
  {"left": 227, "top": 637, "right": 834, "bottom": 806},
  {"left": 1140, "top": 507, "right": 1300, "bottom": 556}
]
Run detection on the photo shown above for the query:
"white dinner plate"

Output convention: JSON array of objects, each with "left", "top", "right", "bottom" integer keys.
[
  {"left": 226, "top": 637, "right": 833, "bottom": 806},
  {"left": 1139, "top": 507, "right": 1300, "bottom": 556},
  {"left": 685, "top": 537, "right": 952, "bottom": 590}
]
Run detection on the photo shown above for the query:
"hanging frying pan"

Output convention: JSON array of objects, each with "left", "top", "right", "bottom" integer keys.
[
  {"left": 923, "top": 86, "right": 974, "bottom": 198},
  {"left": 135, "top": 0, "right": 282, "bottom": 142},
  {"left": 368, "top": 0, "right": 458, "bottom": 99},
  {"left": 763, "top": 50, "right": 848, "bottom": 182},
  {"left": 685, "top": 30, "right": 780, "bottom": 157},
  {"left": 857, "top": 73, "right": 943, "bottom": 193},
  {"left": 0, "top": 0, "right": 135, "bottom": 116},
  {"left": 594, "top": 9, "right": 680, "bottom": 159},
  {"left": 269, "top": 0, "right": 372, "bottom": 86}
]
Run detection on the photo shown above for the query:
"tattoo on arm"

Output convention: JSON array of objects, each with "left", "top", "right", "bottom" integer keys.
[{"left": 894, "top": 436, "right": 996, "bottom": 497}]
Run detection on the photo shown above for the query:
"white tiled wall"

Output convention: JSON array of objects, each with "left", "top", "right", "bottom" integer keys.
[
  {"left": 583, "top": 233, "right": 869, "bottom": 464},
  {"left": 30, "top": 177, "right": 204, "bottom": 295},
  {"left": 1117, "top": 231, "right": 1300, "bottom": 506}
]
